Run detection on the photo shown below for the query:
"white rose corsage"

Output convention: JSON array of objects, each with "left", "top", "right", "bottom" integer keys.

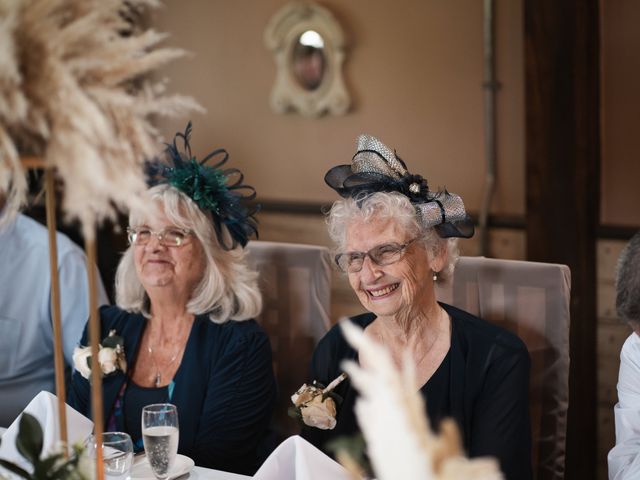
[
  {"left": 290, "top": 373, "right": 347, "bottom": 430},
  {"left": 73, "top": 329, "right": 127, "bottom": 380}
]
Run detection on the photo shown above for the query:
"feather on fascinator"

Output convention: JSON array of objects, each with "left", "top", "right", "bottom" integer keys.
[
  {"left": 325, "top": 135, "right": 474, "bottom": 238},
  {"left": 145, "top": 122, "right": 258, "bottom": 250}
]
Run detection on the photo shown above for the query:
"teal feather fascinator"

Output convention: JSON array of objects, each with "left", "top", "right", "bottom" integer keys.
[{"left": 145, "top": 122, "right": 258, "bottom": 250}]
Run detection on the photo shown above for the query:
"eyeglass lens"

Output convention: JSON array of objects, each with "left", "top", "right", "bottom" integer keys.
[
  {"left": 336, "top": 242, "right": 410, "bottom": 273},
  {"left": 128, "top": 228, "right": 189, "bottom": 247}
]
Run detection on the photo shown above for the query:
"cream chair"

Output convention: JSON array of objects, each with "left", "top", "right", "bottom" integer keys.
[
  {"left": 436, "top": 256, "right": 571, "bottom": 480},
  {"left": 246, "top": 240, "right": 332, "bottom": 439}
]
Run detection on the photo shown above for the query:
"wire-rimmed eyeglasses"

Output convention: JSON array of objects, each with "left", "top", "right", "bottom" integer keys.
[
  {"left": 334, "top": 238, "right": 418, "bottom": 273},
  {"left": 127, "top": 227, "right": 193, "bottom": 247}
]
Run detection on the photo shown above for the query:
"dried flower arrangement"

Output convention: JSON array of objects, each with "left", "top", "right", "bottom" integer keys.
[{"left": 0, "top": 0, "right": 202, "bottom": 236}]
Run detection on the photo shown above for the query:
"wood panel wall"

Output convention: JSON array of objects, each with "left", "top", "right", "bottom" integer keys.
[{"left": 524, "top": 1, "right": 600, "bottom": 477}]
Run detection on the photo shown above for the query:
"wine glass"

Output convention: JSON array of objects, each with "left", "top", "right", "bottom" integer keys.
[
  {"left": 141, "top": 403, "right": 179, "bottom": 480},
  {"left": 86, "top": 432, "right": 134, "bottom": 480}
]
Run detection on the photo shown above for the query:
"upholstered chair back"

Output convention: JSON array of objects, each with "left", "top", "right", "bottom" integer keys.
[
  {"left": 246, "top": 241, "right": 332, "bottom": 439},
  {"left": 436, "top": 256, "right": 571, "bottom": 480}
]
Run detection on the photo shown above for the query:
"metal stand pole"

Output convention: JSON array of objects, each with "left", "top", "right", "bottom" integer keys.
[
  {"left": 44, "top": 169, "right": 68, "bottom": 454},
  {"left": 86, "top": 237, "right": 105, "bottom": 480}
]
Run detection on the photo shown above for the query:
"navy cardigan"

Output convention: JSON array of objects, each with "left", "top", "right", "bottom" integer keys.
[
  {"left": 302, "top": 302, "right": 533, "bottom": 480},
  {"left": 68, "top": 305, "right": 276, "bottom": 475}
]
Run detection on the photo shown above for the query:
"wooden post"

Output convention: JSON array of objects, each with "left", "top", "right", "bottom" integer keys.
[
  {"left": 86, "top": 237, "right": 105, "bottom": 480},
  {"left": 22, "top": 156, "right": 106, "bottom": 476},
  {"left": 20, "top": 156, "right": 45, "bottom": 169},
  {"left": 524, "top": 1, "right": 600, "bottom": 478},
  {"left": 44, "top": 169, "right": 68, "bottom": 452}
]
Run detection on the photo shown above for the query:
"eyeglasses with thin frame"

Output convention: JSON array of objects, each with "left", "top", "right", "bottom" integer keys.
[
  {"left": 127, "top": 227, "right": 193, "bottom": 247},
  {"left": 334, "top": 238, "right": 418, "bottom": 273}
]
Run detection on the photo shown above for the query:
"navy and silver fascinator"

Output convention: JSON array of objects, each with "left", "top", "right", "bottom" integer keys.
[
  {"left": 145, "top": 122, "right": 258, "bottom": 250},
  {"left": 324, "top": 134, "right": 474, "bottom": 239}
]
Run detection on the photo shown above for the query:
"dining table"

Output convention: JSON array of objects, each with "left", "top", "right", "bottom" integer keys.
[
  {"left": 0, "top": 426, "right": 249, "bottom": 480},
  {"left": 190, "top": 466, "right": 251, "bottom": 480},
  {"left": 1, "top": 407, "right": 353, "bottom": 480},
  {"left": 0, "top": 393, "right": 346, "bottom": 479}
]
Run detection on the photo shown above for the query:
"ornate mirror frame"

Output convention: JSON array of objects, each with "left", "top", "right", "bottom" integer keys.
[{"left": 264, "top": 2, "right": 350, "bottom": 118}]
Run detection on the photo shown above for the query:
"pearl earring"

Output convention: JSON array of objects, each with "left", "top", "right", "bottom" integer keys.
[{"left": 432, "top": 271, "right": 438, "bottom": 282}]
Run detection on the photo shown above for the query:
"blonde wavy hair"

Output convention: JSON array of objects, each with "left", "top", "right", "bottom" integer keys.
[
  {"left": 326, "top": 191, "right": 459, "bottom": 283},
  {"left": 115, "top": 184, "right": 262, "bottom": 322}
]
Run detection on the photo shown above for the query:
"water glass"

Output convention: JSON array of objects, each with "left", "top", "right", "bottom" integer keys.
[
  {"left": 142, "top": 403, "right": 179, "bottom": 480},
  {"left": 86, "top": 432, "right": 134, "bottom": 480}
]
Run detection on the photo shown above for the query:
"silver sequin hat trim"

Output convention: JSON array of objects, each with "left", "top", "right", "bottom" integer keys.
[
  {"left": 416, "top": 191, "right": 470, "bottom": 231},
  {"left": 352, "top": 134, "right": 407, "bottom": 180},
  {"left": 324, "top": 134, "right": 474, "bottom": 239}
]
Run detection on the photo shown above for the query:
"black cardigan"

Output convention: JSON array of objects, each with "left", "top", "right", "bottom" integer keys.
[
  {"left": 68, "top": 305, "right": 276, "bottom": 475},
  {"left": 302, "top": 302, "right": 532, "bottom": 480}
]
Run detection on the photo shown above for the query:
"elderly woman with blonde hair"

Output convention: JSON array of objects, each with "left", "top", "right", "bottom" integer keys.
[
  {"left": 301, "top": 135, "right": 532, "bottom": 480},
  {"left": 68, "top": 124, "right": 276, "bottom": 475}
]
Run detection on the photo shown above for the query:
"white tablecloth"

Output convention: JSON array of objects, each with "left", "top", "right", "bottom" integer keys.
[
  {"left": 187, "top": 436, "right": 351, "bottom": 480},
  {"left": 0, "top": 401, "right": 346, "bottom": 480},
  {"left": 1, "top": 415, "right": 245, "bottom": 480},
  {"left": 191, "top": 466, "right": 251, "bottom": 480}
]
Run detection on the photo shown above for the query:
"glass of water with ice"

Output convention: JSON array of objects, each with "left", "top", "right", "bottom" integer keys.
[
  {"left": 86, "top": 432, "right": 134, "bottom": 480},
  {"left": 142, "top": 403, "right": 179, "bottom": 480}
]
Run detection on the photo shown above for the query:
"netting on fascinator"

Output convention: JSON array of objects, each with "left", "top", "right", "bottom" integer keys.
[
  {"left": 145, "top": 122, "right": 258, "bottom": 250},
  {"left": 325, "top": 134, "right": 474, "bottom": 238}
]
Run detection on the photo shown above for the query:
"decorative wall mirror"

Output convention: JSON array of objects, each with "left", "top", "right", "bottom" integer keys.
[{"left": 264, "top": 2, "right": 350, "bottom": 118}]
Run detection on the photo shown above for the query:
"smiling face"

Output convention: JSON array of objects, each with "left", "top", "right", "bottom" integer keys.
[
  {"left": 345, "top": 216, "right": 443, "bottom": 320},
  {"left": 132, "top": 203, "right": 205, "bottom": 299}
]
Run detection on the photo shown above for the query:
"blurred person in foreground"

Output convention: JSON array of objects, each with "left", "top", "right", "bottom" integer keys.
[
  {"left": 301, "top": 134, "right": 532, "bottom": 480},
  {"left": 0, "top": 194, "right": 108, "bottom": 427},
  {"left": 608, "top": 231, "right": 640, "bottom": 479},
  {"left": 68, "top": 124, "right": 276, "bottom": 475}
]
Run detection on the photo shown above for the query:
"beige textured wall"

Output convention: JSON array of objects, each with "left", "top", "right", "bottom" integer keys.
[
  {"left": 152, "top": 0, "right": 525, "bottom": 216},
  {"left": 601, "top": 0, "right": 640, "bottom": 226}
]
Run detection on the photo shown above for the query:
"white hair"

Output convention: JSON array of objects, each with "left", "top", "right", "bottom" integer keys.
[
  {"left": 616, "top": 231, "right": 640, "bottom": 328},
  {"left": 115, "top": 184, "right": 262, "bottom": 323},
  {"left": 326, "top": 192, "right": 459, "bottom": 283}
]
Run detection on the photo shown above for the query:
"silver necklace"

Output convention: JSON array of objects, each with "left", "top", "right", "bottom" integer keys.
[
  {"left": 147, "top": 344, "right": 181, "bottom": 388},
  {"left": 145, "top": 316, "right": 193, "bottom": 387}
]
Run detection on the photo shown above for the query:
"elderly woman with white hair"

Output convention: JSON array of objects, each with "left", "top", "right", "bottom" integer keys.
[
  {"left": 607, "top": 231, "right": 640, "bottom": 479},
  {"left": 68, "top": 124, "right": 276, "bottom": 475},
  {"left": 301, "top": 135, "right": 532, "bottom": 480}
]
